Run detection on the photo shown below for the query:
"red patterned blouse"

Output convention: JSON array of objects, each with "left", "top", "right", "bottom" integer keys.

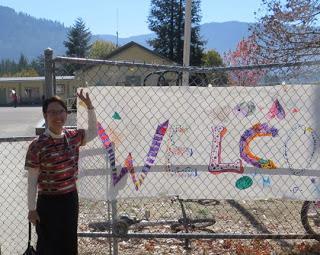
[{"left": 25, "top": 129, "right": 85, "bottom": 195}]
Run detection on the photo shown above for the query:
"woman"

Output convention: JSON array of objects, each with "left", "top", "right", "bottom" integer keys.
[{"left": 25, "top": 89, "right": 97, "bottom": 255}]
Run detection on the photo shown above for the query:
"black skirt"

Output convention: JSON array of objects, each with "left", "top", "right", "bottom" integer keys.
[{"left": 36, "top": 190, "right": 79, "bottom": 255}]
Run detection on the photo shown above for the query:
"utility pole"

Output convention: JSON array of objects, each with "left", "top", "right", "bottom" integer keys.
[
  {"left": 182, "top": 0, "right": 192, "bottom": 86},
  {"left": 116, "top": 8, "right": 119, "bottom": 47}
]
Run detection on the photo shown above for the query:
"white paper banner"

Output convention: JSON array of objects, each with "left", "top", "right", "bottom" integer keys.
[{"left": 77, "top": 85, "right": 320, "bottom": 201}]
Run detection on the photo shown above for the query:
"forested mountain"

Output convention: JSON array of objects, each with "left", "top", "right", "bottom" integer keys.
[
  {"left": 0, "top": 6, "right": 68, "bottom": 60},
  {"left": 0, "top": 5, "right": 251, "bottom": 61}
]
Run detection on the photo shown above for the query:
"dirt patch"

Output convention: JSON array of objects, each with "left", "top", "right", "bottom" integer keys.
[{"left": 77, "top": 198, "right": 319, "bottom": 254}]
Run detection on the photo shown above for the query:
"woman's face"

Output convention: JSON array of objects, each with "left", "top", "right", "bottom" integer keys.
[{"left": 44, "top": 102, "right": 67, "bottom": 134}]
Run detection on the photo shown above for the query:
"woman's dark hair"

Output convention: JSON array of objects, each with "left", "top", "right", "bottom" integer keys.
[{"left": 42, "top": 96, "right": 67, "bottom": 113}]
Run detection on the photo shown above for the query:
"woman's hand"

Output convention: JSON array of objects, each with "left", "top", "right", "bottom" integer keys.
[
  {"left": 77, "top": 89, "right": 94, "bottom": 109},
  {"left": 28, "top": 210, "right": 40, "bottom": 225}
]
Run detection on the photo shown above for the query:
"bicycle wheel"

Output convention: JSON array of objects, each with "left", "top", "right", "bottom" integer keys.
[
  {"left": 170, "top": 217, "right": 216, "bottom": 232},
  {"left": 181, "top": 199, "right": 220, "bottom": 206},
  {"left": 301, "top": 201, "right": 320, "bottom": 241},
  {"left": 189, "top": 218, "right": 216, "bottom": 228}
]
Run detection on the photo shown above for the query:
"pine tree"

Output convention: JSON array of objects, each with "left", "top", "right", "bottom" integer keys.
[
  {"left": 30, "top": 55, "right": 45, "bottom": 76},
  {"left": 18, "top": 54, "right": 28, "bottom": 71},
  {"left": 148, "top": 0, "right": 205, "bottom": 66},
  {"left": 64, "top": 18, "right": 92, "bottom": 58}
]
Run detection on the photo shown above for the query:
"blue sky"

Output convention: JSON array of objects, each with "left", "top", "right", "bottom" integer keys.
[{"left": 1, "top": 0, "right": 264, "bottom": 37}]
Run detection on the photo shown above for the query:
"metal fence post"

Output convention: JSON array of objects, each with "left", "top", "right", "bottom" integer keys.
[
  {"left": 111, "top": 199, "right": 118, "bottom": 255},
  {"left": 44, "top": 48, "right": 54, "bottom": 98},
  {"left": 182, "top": 0, "right": 192, "bottom": 86},
  {"left": 109, "top": 141, "right": 119, "bottom": 255}
]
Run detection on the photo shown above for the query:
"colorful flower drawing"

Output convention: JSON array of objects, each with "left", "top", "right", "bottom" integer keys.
[
  {"left": 233, "top": 101, "right": 256, "bottom": 118},
  {"left": 267, "top": 99, "right": 286, "bottom": 120}
]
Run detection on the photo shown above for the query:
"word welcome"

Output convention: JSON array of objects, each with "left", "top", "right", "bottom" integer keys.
[{"left": 97, "top": 120, "right": 318, "bottom": 191}]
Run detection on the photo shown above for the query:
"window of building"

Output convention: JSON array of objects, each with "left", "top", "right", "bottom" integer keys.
[
  {"left": 56, "top": 84, "right": 65, "bottom": 94},
  {"left": 24, "top": 88, "right": 39, "bottom": 98}
]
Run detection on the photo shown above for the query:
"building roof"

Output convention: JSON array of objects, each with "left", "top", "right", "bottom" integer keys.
[
  {"left": 105, "top": 41, "right": 175, "bottom": 64},
  {"left": 0, "top": 76, "right": 74, "bottom": 83}
]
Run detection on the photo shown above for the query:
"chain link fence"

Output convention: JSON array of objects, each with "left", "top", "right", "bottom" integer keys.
[
  {"left": 1, "top": 56, "right": 320, "bottom": 254},
  {"left": 57, "top": 57, "right": 320, "bottom": 254},
  {"left": 0, "top": 137, "right": 37, "bottom": 254}
]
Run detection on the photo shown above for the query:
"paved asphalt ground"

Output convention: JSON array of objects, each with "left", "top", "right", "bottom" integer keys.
[
  {"left": 0, "top": 107, "right": 43, "bottom": 253},
  {"left": 0, "top": 106, "right": 43, "bottom": 138}
]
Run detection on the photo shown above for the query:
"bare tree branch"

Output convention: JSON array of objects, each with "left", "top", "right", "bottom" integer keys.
[{"left": 251, "top": 0, "right": 320, "bottom": 63}]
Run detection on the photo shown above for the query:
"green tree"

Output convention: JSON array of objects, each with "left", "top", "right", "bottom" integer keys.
[
  {"left": 148, "top": 0, "right": 205, "bottom": 66},
  {"left": 0, "top": 59, "right": 17, "bottom": 76},
  {"left": 202, "top": 50, "right": 223, "bottom": 67},
  {"left": 64, "top": 18, "right": 92, "bottom": 58},
  {"left": 202, "top": 49, "right": 228, "bottom": 86},
  {"left": 30, "top": 55, "right": 45, "bottom": 76},
  {"left": 88, "top": 40, "right": 116, "bottom": 59},
  {"left": 0, "top": 55, "right": 40, "bottom": 77},
  {"left": 13, "top": 68, "right": 39, "bottom": 77},
  {"left": 18, "top": 54, "right": 28, "bottom": 71}
]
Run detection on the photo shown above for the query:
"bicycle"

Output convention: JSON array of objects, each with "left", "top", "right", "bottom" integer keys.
[
  {"left": 301, "top": 201, "right": 320, "bottom": 241},
  {"left": 169, "top": 196, "right": 218, "bottom": 233},
  {"left": 143, "top": 70, "right": 210, "bottom": 87},
  {"left": 88, "top": 196, "right": 217, "bottom": 236}
]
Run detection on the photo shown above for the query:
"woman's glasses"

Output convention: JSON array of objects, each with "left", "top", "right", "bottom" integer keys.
[{"left": 46, "top": 109, "right": 67, "bottom": 116}]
